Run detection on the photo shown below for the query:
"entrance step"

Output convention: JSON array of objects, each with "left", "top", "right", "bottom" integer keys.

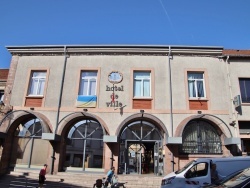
[{"left": 0, "top": 170, "right": 163, "bottom": 188}]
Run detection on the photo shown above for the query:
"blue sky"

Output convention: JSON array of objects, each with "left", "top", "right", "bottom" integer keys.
[{"left": 0, "top": 0, "right": 250, "bottom": 68}]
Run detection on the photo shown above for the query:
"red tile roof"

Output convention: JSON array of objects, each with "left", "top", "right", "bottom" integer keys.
[{"left": 223, "top": 49, "right": 250, "bottom": 57}]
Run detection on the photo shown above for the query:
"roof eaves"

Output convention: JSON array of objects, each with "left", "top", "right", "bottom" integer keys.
[{"left": 6, "top": 45, "right": 223, "bottom": 56}]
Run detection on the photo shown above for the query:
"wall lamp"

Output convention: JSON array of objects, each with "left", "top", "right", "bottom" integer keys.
[
  {"left": 197, "top": 110, "right": 202, "bottom": 114},
  {"left": 83, "top": 109, "right": 88, "bottom": 112},
  {"left": 140, "top": 109, "right": 144, "bottom": 118},
  {"left": 229, "top": 121, "right": 236, "bottom": 126},
  {"left": 30, "top": 107, "right": 35, "bottom": 110}
]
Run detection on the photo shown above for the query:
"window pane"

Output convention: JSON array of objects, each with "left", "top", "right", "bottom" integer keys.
[
  {"left": 0, "top": 90, "right": 4, "bottom": 99},
  {"left": 28, "top": 84, "right": 34, "bottom": 95},
  {"left": 239, "top": 80, "right": 246, "bottom": 101},
  {"left": 33, "top": 72, "right": 46, "bottom": 77},
  {"left": 89, "top": 79, "right": 96, "bottom": 95},
  {"left": 240, "top": 78, "right": 250, "bottom": 103},
  {"left": 134, "top": 80, "right": 141, "bottom": 97},
  {"left": 143, "top": 80, "right": 150, "bottom": 97},
  {"left": 81, "top": 80, "right": 88, "bottom": 95},
  {"left": 188, "top": 80, "right": 196, "bottom": 97},
  {"left": 79, "top": 80, "right": 84, "bottom": 95},
  {"left": 29, "top": 79, "right": 38, "bottom": 95},
  {"left": 37, "top": 79, "right": 45, "bottom": 95},
  {"left": 197, "top": 81, "right": 204, "bottom": 97},
  {"left": 188, "top": 73, "right": 203, "bottom": 79},
  {"left": 82, "top": 72, "right": 97, "bottom": 77},
  {"left": 134, "top": 72, "right": 149, "bottom": 79}
]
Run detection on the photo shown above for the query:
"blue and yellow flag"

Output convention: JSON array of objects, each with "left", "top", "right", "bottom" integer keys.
[{"left": 76, "top": 95, "right": 97, "bottom": 108}]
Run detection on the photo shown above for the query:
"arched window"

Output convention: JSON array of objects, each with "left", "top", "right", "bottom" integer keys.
[
  {"left": 120, "top": 121, "right": 161, "bottom": 141},
  {"left": 119, "top": 120, "right": 162, "bottom": 174},
  {"left": 11, "top": 117, "right": 50, "bottom": 167},
  {"left": 65, "top": 119, "right": 104, "bottom": 170},
  {"left": 180, "top": 120, "right": 222, "bottom": 154}
]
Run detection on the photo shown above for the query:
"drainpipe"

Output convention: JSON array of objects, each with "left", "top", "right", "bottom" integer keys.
[
  {"left": 168, "top": 46, "right": 174, "bottom": 172},
  {"left": 50, "top": 46, "right": 68, "bottom": 174}
]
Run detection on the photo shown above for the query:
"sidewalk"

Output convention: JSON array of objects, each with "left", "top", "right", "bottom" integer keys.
[{"left": 0, "top": 169, "right": 163, "bottom": 188}]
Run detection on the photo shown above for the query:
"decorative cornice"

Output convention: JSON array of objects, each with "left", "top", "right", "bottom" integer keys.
[{"left": 6, "top": 45, "right": 223, "bottom": 56}]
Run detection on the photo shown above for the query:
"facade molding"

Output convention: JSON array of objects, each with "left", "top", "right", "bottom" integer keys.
[
  {"left": 56, "top": 111, "right": 109, "bottom": 136},
  {"left": 0, "top": 110, "right": 52, "bottom": 133},
  {"left": 7, "top": 45, "right": 223, "bottom": 56},
  {"left": 175, "top": 114, "right": 232, "bottom": 138},
  {"left": 115, "top": 112, "right": 168, "bottom": 137}
]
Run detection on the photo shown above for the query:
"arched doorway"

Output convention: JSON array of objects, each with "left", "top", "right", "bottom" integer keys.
[
  {"left": 10, "top": 117, "right": 51, "bottom": 168},
  {"left": 180, "top": 119, "right": 222, "bottom": 154},
  {"left": 64, "top": 118, "right": 105, "bottom": 171},
  {"left": 118, "top": 120, "right": 163, "bottom": 175}
]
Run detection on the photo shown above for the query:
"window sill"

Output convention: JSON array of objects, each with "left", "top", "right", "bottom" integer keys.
[
  {"left": 241, "top": 103, "right": 250, "bottom": 106},
  {"left": 133, "top": 97, "right": 152, "bottom": 100},
  {"left": 189, "top": 98, "right": 208, "bottom": 101},
  {"left": 26, "top": 95, "right": 44, "bottom": 99}
]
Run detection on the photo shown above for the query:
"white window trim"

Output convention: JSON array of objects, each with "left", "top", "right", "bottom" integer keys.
[
  {"left": 239, "top": 78, "right": 250, "bottom": 103},
  {"left": 188, "top": 73, "right": 206, "bottom": 99},
  {"left": 134, "top": 72, "right": 151, "bottom": 98},
  {"left": 79, "top": 71, "right": 97, "bottom": 96},
  {"left": 28, "top": 72, "right": 46, "bottom": 96}
]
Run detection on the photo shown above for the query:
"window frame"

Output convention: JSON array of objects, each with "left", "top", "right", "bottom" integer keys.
[
  {"left": 133, "top": 71, "right": 151, "bottom": 98},
  {"left": 79, "top": 71, "right": 98, "bottom": 96},
  {"left": 239, "top": 78, "right": 250, "bottom": 103},
  {"left": 180, "top": 120, "right": 222, "bottom": 155},
  {"left": 0, "top": 90, "right": 4, "bottom": 101},
  {"left": 28, "top": 71, "right": 47, "bottom": 96},
  {"left": 187, "top": 72, "right": 206, "bottom": 99},
  {"left": 185, "top": 162, "right": 208, "bottom": 178}
]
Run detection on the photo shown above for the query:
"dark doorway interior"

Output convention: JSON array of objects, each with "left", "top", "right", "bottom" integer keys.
[
  {"left": 118, "top": 120, "right": 163, "bottom": 175},
  {"left": 125, "top": 142, "right": 154, "bottom": 174}
]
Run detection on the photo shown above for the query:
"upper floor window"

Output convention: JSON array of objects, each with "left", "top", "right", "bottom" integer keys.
[
  {"left": 188, "top": 72, "right": 206, "bottom": 98},
  {"left": 239, "top": 78, "right": 250, "bottom": 103},
  {"left": 28, "top": 71, "right": 46, "bottom": 96},
  {"left": 79, "top": 71, "right": 97, "bottom": 96},
  {"left": 0, "top": 90, "right": 4, "bottom": 101},
  {"left": 134, "top": 71, "right": 151, "bottom": 97}
]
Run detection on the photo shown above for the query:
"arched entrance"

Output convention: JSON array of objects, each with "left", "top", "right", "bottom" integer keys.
[
  {"left": 64, "top": 118, "right": 105, "bottom": 171},
  {"left": 10, "top": 116, "right": 51, "bottom": 168},
  {"left": 118, "top": 119, "right": 163, "bottom": 175},
  {"left": 180, "top": 119, "right": 222, "bottom": 154}
]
